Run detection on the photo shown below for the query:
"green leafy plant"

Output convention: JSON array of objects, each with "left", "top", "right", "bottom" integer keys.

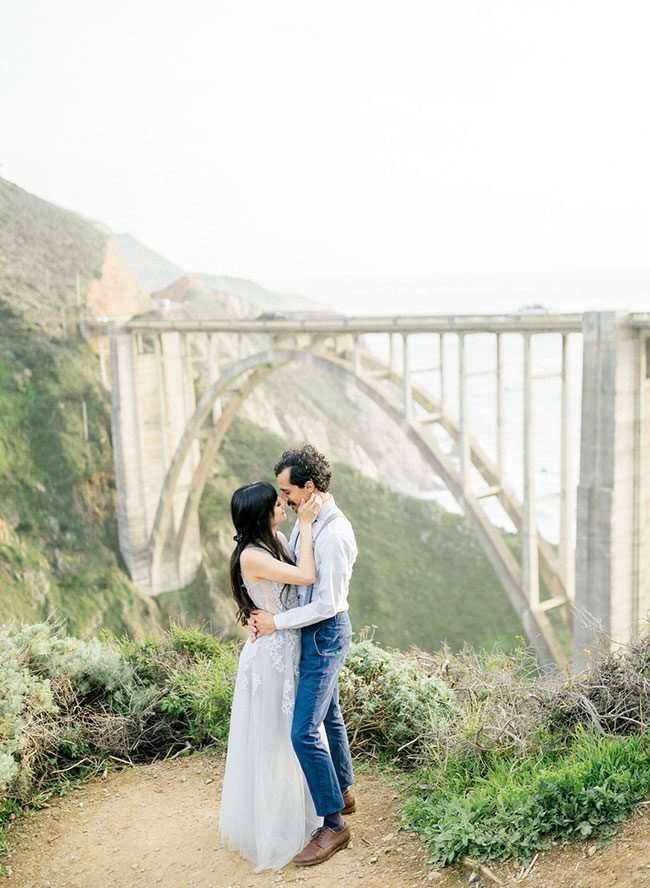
[
  {"left": 159, "top": 651, "right": 238, "bottom": 745},
  {"left": 405, "top": 728, "right": 650, "bottom": 865}
]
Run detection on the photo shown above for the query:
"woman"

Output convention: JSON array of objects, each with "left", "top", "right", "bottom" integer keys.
[{"left": 218, "top": 480, "right": 323, "bottom": 872}]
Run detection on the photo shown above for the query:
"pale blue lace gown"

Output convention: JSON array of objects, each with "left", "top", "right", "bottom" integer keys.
[{"left": 218, "top": 554, "right": 323, "bottom": 871}]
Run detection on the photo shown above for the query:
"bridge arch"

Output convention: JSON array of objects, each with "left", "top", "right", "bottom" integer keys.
[{"left": 149, "top": 345, "right": 565, "bottom": 666}]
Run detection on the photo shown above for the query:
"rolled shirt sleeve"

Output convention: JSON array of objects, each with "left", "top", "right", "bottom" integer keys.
[{"left": 274, "top": 526, "right": 357, "bottom": 630}]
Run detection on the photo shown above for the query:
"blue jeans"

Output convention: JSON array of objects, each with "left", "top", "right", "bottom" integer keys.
[{"left": 291, "top": 612, "right": 355, "bottom": 817}]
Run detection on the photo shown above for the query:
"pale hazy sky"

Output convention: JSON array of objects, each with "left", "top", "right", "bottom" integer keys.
[{"left": 2, "top": 0, "right": 650, "bottom": 309}]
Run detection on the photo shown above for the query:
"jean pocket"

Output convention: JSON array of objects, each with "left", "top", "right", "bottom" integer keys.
[{"left": 313, "top": 625, "right": 343, "bottom": 658}]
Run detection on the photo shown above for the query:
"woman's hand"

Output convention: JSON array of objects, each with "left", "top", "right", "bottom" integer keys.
[{"left": 297, "top": 493, "right": 322, "bottom": 525}]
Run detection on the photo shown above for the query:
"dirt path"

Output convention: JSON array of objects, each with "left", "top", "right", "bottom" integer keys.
[
  {"left": 0, "top": 752, "right": 432, "bottom": 888},
  {"left": 5, "top": 751, "right": 650, "bottom": 888}
]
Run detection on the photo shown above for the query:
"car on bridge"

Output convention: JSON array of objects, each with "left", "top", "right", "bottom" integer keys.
[
  {"left": 516, "top": 303, "right": 549, "bottom": 314},
  {"left": 256, "top": 309, "right": 344, "bottom": 321}
]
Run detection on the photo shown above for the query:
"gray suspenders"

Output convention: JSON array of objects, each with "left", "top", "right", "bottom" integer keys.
[{"left": 292, "top": 510, "right": 343, "bottom": 604}]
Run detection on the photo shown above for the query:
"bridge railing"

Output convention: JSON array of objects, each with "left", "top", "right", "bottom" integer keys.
[{"left": 112, "top": 313, "right": 585, "bottom": 335}]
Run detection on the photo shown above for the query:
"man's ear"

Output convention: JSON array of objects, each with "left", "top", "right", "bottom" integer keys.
[{"left": 305, "top": 480, "right": 315, "bottom": 494}]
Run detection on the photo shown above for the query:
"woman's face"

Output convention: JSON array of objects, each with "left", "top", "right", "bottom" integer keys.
[{"left": 271, "top": 496, "right": 287, "bottom": 528}]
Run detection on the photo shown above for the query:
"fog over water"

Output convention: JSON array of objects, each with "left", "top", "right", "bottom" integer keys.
[{"left": 270, "top": 273, "right": 650, "bottom": 317}]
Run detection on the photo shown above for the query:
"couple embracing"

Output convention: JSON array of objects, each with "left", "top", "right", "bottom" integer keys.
[{"left": 218, "top": 444, "right": 358, "bottom": 872}]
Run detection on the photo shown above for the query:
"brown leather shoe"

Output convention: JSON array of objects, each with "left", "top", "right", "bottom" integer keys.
[
  {"left": 292, "top": 824, "right": 350, "bottom": 866},
  {"left": 342, "top": 787, "right": 356, "bottom": 815}
]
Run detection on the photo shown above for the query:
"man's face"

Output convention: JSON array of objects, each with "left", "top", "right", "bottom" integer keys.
[{"left": 276, "top": 467, "right": 314, "bottom": 512}]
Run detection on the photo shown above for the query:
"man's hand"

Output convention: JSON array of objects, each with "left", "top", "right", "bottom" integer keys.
[{"left": 249, "top": 609, "right": 276, "bottom": 637}]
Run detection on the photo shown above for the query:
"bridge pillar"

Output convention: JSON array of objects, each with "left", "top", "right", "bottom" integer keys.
[
  {"left": 458, "top": 333, "right": 470, "bottom": 492},
  {"left": 438, "top": 333, "right": 446, "bottom": 407},
  {"left": 574, "top": 312, "right": 644, "bottom": 667},
  {"left": 402, "top": 333, "right": 413, "bottom": 421},
  {"left": 111, "top": 331, "right": 202, "bottom": 595},
  {"left": 207, "top": 333, "right": 222, "bottom": 424},
  {"left": 110, "top": 332, "right": 152, "bottom": 589},
  {"left": 153, "top": 332, "right": 202, "bottom": 593},
  {"left": 496, "top": 333, "right": 505, "bottom": 480},
  {"left": 560, "top": 333, "right": 576, "bottom": 603},
  {"left": 353, "top": 336, "right": 362, "bottom": 376},
  {"left": 522, "top": 333, "right": 540, "bottom": 608},
  {"left": 389, "top": 333, "right": 396, "bottom": 373},
  {"left": 637, "top": 333, "right": 650, "bottom": 638}
]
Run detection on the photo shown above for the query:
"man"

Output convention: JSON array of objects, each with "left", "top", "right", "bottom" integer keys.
[{"left": 249, "top": 444, "right": 357, "bottom": 867}]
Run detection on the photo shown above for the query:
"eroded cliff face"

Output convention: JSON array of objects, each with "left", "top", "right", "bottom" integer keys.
[
  {"left": 154, "top": 275, "right": 251, "bottom": 315},
  {"left": 86, "top": 239, "right": 148, "bottom": 319}
]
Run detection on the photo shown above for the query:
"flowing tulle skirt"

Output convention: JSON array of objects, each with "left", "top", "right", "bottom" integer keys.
[{"left": 219, "top": 629, "right": 322, "bottom": 872}]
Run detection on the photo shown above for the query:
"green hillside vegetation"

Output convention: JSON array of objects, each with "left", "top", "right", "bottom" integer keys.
[
  {"left": 0, "top": 299, "right": 159, "bottom": 636},
  {"left": 3, "top": 623, "right": 650, "bottom": 875},
  {"left": 0, "top": 178, "right": 106, "bottom": 327}
]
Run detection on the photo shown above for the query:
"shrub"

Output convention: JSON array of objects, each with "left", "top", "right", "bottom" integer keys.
[
  {"left": 4, "top": 622, "right": 134, "bottom": 696},
  {"left": 0, "top": 625, "right": 58, "bottom": 793},
  {"left": 159, "top": 650, "right": 238, "bottom": 745},
  {"left": 167, "top": 626, "right": 226, "bottom": 659},
  {"left": 423, "top": 643, "right": 555, "bottom": 762},
  {"left": 0, "top": 623, "right": 237, "bottom": 807},
  {"left": 398, "top": 639, "right": 650, "bottom": 867},
  {"left": 339, "top": 637, "right": 456, "bottom": 765},
  {"left": 544, "top": 634, "right": 650, "bottom": 737}
]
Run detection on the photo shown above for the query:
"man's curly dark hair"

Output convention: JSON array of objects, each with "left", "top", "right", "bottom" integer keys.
[{"left": 274, "top": 444, "right": 332, "bottom": 492}]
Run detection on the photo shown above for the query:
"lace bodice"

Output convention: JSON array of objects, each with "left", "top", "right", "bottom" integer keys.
[{"left": 241, "top": 551, "right": 299, "bottom": 614}]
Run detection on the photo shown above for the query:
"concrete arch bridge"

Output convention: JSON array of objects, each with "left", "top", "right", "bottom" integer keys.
[{"left": 92, "top": 311, "right": 650, "bottom": 669}]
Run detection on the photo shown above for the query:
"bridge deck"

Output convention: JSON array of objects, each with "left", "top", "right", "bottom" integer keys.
[
  {"left": 86, "top": 312, "right": 650, "bottom": 337},
  {"left": 109, "top": 312, "right": 587, "bottom": 335}
]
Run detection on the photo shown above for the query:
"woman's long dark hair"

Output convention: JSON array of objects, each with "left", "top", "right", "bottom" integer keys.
[{"left": 229, "top": 481, "right": 294, "bottom": 625}]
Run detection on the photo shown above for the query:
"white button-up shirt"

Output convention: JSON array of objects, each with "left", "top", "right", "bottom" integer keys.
[{"left": 274, "top": 496, "right": 357, "bottom": 630}]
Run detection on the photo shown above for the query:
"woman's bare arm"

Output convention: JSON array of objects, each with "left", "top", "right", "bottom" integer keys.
[{"left": 241, "top": 495, "right": 321, "bottom": 585}]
